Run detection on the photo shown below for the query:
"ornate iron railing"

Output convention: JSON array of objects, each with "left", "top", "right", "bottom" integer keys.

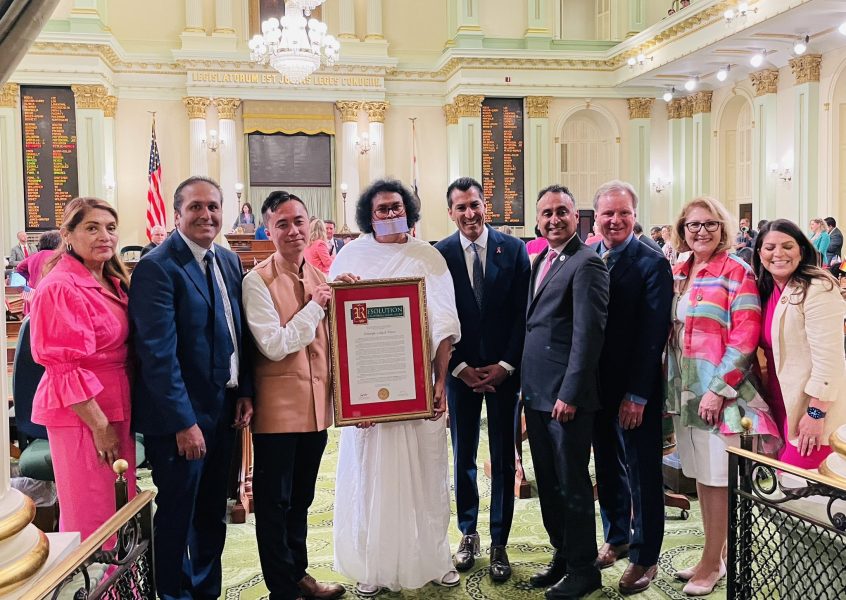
[
  {"left": 727, "top": 446, "right": 846, "bottom": 599},
  {"left": 22, "top": 464, "right": 156, "bottom": 600}
]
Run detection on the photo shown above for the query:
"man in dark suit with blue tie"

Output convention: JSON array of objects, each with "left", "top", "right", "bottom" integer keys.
[
  {"left": 435, "top": 177, "right": 530, "bottom": 582},
  {"left": 522, "top": 185, "right": 609, "bottom": 600},
  {"left": 589, "top": 181, "right": 672, "bottom": 595},
  {"left": 130, "top": 176, "right": 254, "bottom": 600}
]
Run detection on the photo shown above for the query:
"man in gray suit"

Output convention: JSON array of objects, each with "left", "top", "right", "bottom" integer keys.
[
  {"left": 9, "top": 231, "right": 36, "bottom": 267},
  {"left": 523, "top": 184, "right": 609, "bottom": 600}
]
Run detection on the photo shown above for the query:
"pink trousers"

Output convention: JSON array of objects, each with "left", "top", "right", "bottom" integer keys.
[{"left": 47, "top": 420, "right": 137, "bottom": 541}]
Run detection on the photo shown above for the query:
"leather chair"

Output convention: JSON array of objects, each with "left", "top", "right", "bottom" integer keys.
[{"left": 120, "top": 245, "right": 145, "bottom": 261}]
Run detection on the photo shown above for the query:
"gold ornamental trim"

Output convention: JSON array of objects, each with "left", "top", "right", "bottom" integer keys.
[
  {"left": 667, "top": 97, "right": 685, "bottom": 120},
  {"left": 335, "top": 100, "right": 361, "bottom": 122},
  {"left": 102, "top": 95, "right": 118, "bottom": 117},
  {"left": 183, "top": 96, "right": 211, "bottom": 119},
  {"left": 0, "top": 528, "right": 49, "bottom": 596},
  {"left": 0, "top": 493, "right": 35, "bottom": 541},
  {"left": 443, "top": 103, "right": 458, "bottom": 125},
  {"left": 829, "top": 429, "right": 846, "bottom": 458},
  {"left": 363, "top": 101, "right": 389, "bottom": 123},
  {"left": 214, "top": 97, "right": 241, "bottom": 120},
  {"left": 626, "top": 97, "right": 654, "bottom": 120},
  {"left": 0, "top": 83, "right": 19, "bottom": 108},
  {"left": 526, "top": 96, "right": 552, "bottom": 118},
  {"left": 454, "top": 94, "right": 484, "bottom": 118},
  {"left": 790, "top": 54, "right": 822, "bottom": 85},
  {"left": 691, "top": 91, "right": 713, "bottom": 115},
  {"left": 750, "top": 68, "right": 779, "bottom": 96},
  {"left": 71, "top": 84, "right": 108, "bottom": 110}
]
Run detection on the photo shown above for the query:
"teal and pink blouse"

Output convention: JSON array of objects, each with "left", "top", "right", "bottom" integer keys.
[{"left": 667, "top": 251, "right": 780, "bottom": 442}]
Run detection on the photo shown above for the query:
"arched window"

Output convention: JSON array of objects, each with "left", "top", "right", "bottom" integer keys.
[{"left": 558, "top": 110, "right": 615, "bottom": 207}]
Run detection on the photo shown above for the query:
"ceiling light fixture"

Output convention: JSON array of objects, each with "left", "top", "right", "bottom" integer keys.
[
  {"left": 627, "top": 53, "right": 652, "bottom": 68},
  {"left": 663, "top": 87, "right": 675, "bottom": 102},
  {"left": 716, "top": 64, "right": 731, "bottom": 82},
  {"left": 840, "top": 22, "right": 846, "bottom": 36},
  {"left": 794, "top": 34, "right": 809, "bottom": 55},
  {"left": 725, "top": 1, "right": 757, "bottom": 23},
  {"left": 750, "top": 51, "right": 765, "bottom": 68},
  {"left": 684, "top": 76, "right": 699, "bottom": 92}
]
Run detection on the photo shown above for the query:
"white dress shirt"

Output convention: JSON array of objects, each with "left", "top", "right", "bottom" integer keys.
[{"left": 177, "top": 230, "right": 239, "bottom": 387}]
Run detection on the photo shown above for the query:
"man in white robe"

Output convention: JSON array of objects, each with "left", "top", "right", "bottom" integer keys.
[{"left": 329, "top": 179, "right": 462, "bottom": 595}]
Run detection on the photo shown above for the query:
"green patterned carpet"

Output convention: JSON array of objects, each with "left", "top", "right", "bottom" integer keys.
[{"left": 216, "top": 422, "right": 724, "bottom": 599}]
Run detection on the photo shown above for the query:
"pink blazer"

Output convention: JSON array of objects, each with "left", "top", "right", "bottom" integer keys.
[
  {"left": 304, "top": 239, "right": 333, "bottom": 274},
  {"left": 30, "top": 254, "right": 131, "bottom": 427}
]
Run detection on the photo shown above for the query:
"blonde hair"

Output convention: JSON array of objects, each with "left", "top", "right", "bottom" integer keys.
[
  {"left": 672, "top": 196, "right": 736, "bottom": 255},
  {"left": 309, "top": 218, "right": 327, "bottom": 243},
  {"left": 45, "top": 197, "right": 130, "bottom": 288}
]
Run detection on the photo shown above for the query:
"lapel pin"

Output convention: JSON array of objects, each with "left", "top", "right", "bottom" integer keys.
[
  {"left": 496, "top": 246, "right": 502, "bottom": 254},
  {"left": 559, "top": 254, "right": 566, "bottom": 262}
]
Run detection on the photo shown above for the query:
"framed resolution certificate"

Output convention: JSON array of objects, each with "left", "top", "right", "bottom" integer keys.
[{"left": 328, "top": 277, "right": 434, "bottom": 426}]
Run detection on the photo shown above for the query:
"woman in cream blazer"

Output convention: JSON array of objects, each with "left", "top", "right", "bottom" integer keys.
[{"left": 753, "top": 219, "right": 846, "bottom": 469}]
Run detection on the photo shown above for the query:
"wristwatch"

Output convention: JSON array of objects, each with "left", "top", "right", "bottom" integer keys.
[{"left": 807, "top": 406, "right": 827, "bottom": 420}]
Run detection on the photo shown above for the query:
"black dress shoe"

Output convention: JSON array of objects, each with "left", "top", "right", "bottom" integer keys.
[
  {"left": 454, "top": 533, "right": 480, "bottom": 572},
  {"left": 489, "top": 545, "right": 512, "bottom": 582},
  {"left": 545, "top": 570, "right": 602, "bottom": 600},
  {"left": 530, "top": 552, "right": 567, "bottom": 588}
]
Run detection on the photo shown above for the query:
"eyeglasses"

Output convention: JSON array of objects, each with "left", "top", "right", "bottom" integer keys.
[
  {"left": 684, "top": 220, "right": 721, "bottom": 233},
  {"left": 373, "top": 203, "right": 406, "bottom": 218}
]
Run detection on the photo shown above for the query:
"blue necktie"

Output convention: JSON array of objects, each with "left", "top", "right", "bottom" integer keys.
[{"left": 471, "top": 242, "right": 484, "bottom": 309}]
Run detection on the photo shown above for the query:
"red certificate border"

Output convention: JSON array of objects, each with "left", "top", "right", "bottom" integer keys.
[{"left": 328, "top": 277, "right": 434, "bottom": 426}]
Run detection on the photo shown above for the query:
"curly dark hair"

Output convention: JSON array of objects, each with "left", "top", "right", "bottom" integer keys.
[
  {"left": 751, "top": 218, "right": 837, "bottom": 305},
  {"left": 355, "top": 178, "right": 420, "bottom": 234}
]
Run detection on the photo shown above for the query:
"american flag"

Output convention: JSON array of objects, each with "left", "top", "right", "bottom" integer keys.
[{"left": 146, "top": 117, "right": 166, "bottom": 241}]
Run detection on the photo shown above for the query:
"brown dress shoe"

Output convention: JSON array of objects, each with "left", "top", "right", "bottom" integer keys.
[
  {"left": 619, "top": 563, "right": 658, "bottom": 595},
  {"left": 594, "top": 542, "right": 630, "bottom": 569},
  {"left": 298, "top": 574, "right": 346, "bottom": 599}
]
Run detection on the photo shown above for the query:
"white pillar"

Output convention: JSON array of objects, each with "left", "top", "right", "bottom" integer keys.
[
  {"left": 185, "top": 0, "right": 203, "bottom": 30},
  {"left": 668, "top": 98, "right": 686, "bottom": 221},
  {"left": 215, "top": 98, "right": 241, "bottom": 241},
  {"left": 72, "top": 85, "right": 107, "bottom": 199},
  {"left": 184, "top": 97, "right": 210, "bottom": 176},
  {"left": 365, "top": 0, "right": 383, "bottom": 40},
  {"left": 364, "top": 101, "right": 387, "bottom": 180},
  {"left": 790, "top": 55, "right": 822, "bottom": 225},
  {"left": 691, "top": 92, "right": 712, "bottom": 198},
  {"left": 626, "top": 98, "right": 653, "bottom": 226},
  {"left": 0, "top": 84, "right": 24, "bottom": 248},
  {"left": 336, "top": 101, "right": 361, "bottom": 230},
  {"left": 454, "top": 95, "right": 484, "bottom": 181},
  {"left": 750, "top": 70, "right": 779, "bottom": 221},
  {"left": 526, "top": 97, "right": 551, "bottom": 230},
  {"left": 445, "top": 104, "right": 460, "bottom": 183},
  {"left": 214, "top": 0, "right": 233, "bottom": 33},
  {"left": 102, "top": 95, "right": 118, "bottom": 208},
  {"left": 339, "top": 0, "right": 356, "bottom": 39}
]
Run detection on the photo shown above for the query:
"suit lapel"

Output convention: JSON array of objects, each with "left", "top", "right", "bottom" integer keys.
[
  {"left": 528, "top": 236, "right": 580, "bottom": 313},
  {"left": 610, "top": 238, "right": 637, "bottom": 282},
  {"left": 482, "top": 227, "right": 501, "bottom": 314},
  {"left": 171, "top": 234, "right": 212, "bottom": 307},
  {"left": 446, "top": 232, "right": 477, "bottom": 309}
]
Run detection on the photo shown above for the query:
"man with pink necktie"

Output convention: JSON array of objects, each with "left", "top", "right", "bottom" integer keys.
[{"left": 522, "top": 184, "right": 609, "bottom": 600}]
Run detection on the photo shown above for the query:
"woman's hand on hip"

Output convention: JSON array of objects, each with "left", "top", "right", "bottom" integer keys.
[{"left": 698, "top": 391, "right": 725, "bottom": 426}]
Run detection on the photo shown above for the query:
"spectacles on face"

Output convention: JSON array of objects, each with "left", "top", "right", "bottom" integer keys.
[
  {"left": 373, "top": 203, "right": 406, "bottom": 218},
  {"left": 684, "top": 220, "right": 721, "bottom": 233}
]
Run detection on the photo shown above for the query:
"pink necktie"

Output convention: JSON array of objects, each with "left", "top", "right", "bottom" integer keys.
[{"left": 538, "top": 250, "right": 558, "bottom": 285}]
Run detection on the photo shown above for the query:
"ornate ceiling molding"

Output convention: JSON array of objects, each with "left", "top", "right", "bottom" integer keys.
[
  {"left": 691, "top": 91, "right": 713, "bottom": 115},
  {"left": 443, "top": 103, "right": 458, "bottom": 125},
  {"left": 102, "top": 95, "right": 118, "bottom": 117},
  {"left": 454, "top": 94, "right": 484, "bottom": 118},
  {"left": 626, "top": 97, "right": 654, "bottom": 120},
  {"left": 214, "top": 97, "right": 241, "bottom": 120},
  {"left": 0, "top": 83, "right": 20, "bottom": 108},
  {"left": 335, "top": 100, "right": 361, "bottom": 122},
  {"left": 668, "top": 97, "right": 685, "bottom": 120},
  {"left": 789, "top": 54, "right": 822, "bottom": 85},
  {"left": 749, "top": 68, "right": 779, "bottom": 96},
  {"left": 71, "top": 84, "right": 108, "bottom": 109},
  {"left": 363, "top": 101, "right": 389, "bottom": 123},
  {"left": 183, "top": 96, "right": 211, "bottom": 119},
  {"left": 526, "top": 96, "right": 552, "bottom": 118}
]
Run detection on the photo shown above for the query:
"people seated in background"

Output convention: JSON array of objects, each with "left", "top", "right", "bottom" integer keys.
[
  {"left": 242, "top": 191, "right": 348, "bottom": 600},
  {"left": 330, "top": 178, "right": 462, "bottom": 596},
  {"left": 9, "top": 230, "right": 36, "bottom": 267},
  {"left": 255, "top": 225, "right": 269, "bottom": 240},
  {"left": 680, "top": 0, "right": 690, "bottom": 7},
  {"left": 325, "top": 219, "right": 344, "bottom": 256},
  {"left": 29, "top": 197, "right": 136, "bottom": 544},
  {"left": 809, "top": 217, "right": 830, "bottom": 263},
  {"left": 16, "top": 230, "right": 61, "bottom": 315},
  {"left": 232, "top": 202, "right": 256, "bottom": 230},
  {"left": 753, "top": 219, "right": 846, "bottom": 469},
  {"left": 666, "top": 196, "right": 779, "bottom": 596},
  {"left": 304, "top": 218, "right": 333, "bottom": 275},
  {"left": 141, "top": 225, "right": 167, "bottom": 257}
]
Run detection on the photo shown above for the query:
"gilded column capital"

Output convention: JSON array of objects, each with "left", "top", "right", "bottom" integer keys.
[
  {"left": 454, "top": 95, "right": 485, "bottom": 118},
  {"left": 335, "top": 100, "right": 362, "bottom": 122},
  {"left": 443, "top": 103, "right": 458, "bottom": 125},
  {"left": 626, "top": 97, "right": 654, "bottom": 120},
  {"left": 102, "top": 95, "right": 118, "bottom": 117},
  {"left": 691, "top": 91, "right": 713, "bottom": 115},
  {"left": 214, "top": 97, "right": 241, "bottom": 120},
  {"left": 0, "top": 83, "right": 20, "bottom": 108},
  {"left": 526, "top": 96, "right": 552, "bottom": 118},
  {"left": 183, "top": 96, "right": 211, "bottom": 119},
  {"left": 789, "top": 54, "right": 822, "bottom": 85},
  {"left": 363, "top": 101, "right": 389, "bottom": 123},
  {"left": 749, "top": 69, "right": 779, "bottom": 96},
  {"left": 71, "top": 84, "right": 108, "bottom": 110},
  {"left": 667, "top": 98, "right": 685, "bottom": 120},
  {"left": 681, "top": 96, "right": 694, "bottom": 119}
]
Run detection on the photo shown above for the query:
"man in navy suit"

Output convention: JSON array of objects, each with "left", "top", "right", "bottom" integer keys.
[
  {"left": 130, "top": 176, "right": 254, "bottom": 600},
  {"left": 590, "top": 181, "right": 672, "bottom": 595},
  {"left": 325, "top": 219, "right": 344, "bottom": 255},
  {"left": 522, "top": 185, "right": 609, "bottom": 600},
  {"left": 435, "top": 177, "right": 530, "bottom": 582}
]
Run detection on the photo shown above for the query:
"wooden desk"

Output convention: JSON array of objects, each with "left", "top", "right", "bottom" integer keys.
[{"left": 224, "top": 234, "right": 275, "bottom": 270}]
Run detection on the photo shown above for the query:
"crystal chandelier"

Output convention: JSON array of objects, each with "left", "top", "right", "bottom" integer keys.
[
  {"left": 248, "top": 6, "right": 340, "bottom": 85},
  {"left": 286, "top": 0, "right": 324, "bottom": 13}
]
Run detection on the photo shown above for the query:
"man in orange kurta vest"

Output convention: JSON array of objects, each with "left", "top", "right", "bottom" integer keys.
[{"left": 242, "top": 191, "right": 354, "bottom": 600}]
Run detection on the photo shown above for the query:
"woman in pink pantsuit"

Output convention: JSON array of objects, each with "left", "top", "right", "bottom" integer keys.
[{"left": 30, "top": 197, "right": 136, "bottom": 542}]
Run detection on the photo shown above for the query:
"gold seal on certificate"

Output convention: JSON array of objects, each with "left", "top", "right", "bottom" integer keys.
[{"left": 378, "top": 388, "right": 390, "bottom": 400}]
